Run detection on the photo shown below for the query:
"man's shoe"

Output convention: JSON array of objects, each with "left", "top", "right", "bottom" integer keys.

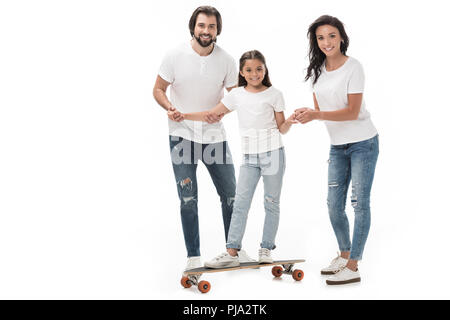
[{"left": 183, "top": 256, "right": 202, "bottom": 280}]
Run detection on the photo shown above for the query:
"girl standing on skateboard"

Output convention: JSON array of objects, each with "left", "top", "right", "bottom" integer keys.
[
  {"left": 295, "top": 15, "right": 379, "bottom": 285},
  {"left": 172, "top": 50, "right": 299, "bottom": 268}
]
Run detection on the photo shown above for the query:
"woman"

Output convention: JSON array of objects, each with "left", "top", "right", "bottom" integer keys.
[{"left": 296, "top": 15, "right": 379, "bottom": 285}]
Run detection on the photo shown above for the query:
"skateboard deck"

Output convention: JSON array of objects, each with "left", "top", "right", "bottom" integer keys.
[{"left": 181, "top": 259, "right": 305, "bottom": 293}]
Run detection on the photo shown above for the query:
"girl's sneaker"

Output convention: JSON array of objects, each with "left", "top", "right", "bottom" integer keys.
[
  {"left": 237, "top": 249, "right": 257, "bottom": 263},
  {"left": 258, "top": 248, "right": 273, "bottom": 264},
  {"left": 321, "top": 253, "right": 348, "bottom": 275},
  {"left": 204, "top": 252, "right": 239, "bottom": 269},
  {"left": 326, "top": 267, "right": 361, "bottom": 285}
]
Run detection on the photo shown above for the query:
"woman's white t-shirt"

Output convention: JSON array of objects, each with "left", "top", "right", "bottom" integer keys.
[
  {"left": 221, "top": 86, "right": 285, "bottom": 154},
  {"left": 312, "top": 56, "right": 378, "bottom": 145}
]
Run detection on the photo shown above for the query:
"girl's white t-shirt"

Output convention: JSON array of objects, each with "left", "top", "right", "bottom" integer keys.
[
  {"left": 312, "top": 56, "right": 378, "bottom": 145},
  {"left": 221, "top": 86, "right": 285, "bottom": 154}
]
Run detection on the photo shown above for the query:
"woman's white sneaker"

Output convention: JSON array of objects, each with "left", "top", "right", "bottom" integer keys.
[
  {"left": 321, "top": 254, "right": 348, "bottom": 275},
  {"left": 204, "top": 252, "right": 239, "bottom": 269},
  {"left": 326, "top": 267, "right": 361, "bottom": 285},
  {"left": 258, "top": 248, "right": 273, "bottom": 264}
]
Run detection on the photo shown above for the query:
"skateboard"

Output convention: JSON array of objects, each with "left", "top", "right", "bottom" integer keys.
[{"left": 181, "top": 259, "right": 305, "bottom": 293}]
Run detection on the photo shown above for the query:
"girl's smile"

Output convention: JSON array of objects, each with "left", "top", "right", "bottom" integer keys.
[{"left": 240, "top": 59, "right": 266, "bottom": 90}]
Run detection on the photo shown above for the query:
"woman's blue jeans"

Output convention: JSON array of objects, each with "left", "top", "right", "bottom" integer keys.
[{"left": 327, "top": 135, "right": 379, "bottom": 260}]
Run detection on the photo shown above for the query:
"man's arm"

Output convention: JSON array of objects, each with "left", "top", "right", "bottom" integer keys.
[
  {"left": 153, "top": 75, "right": 184, "bottom": 122},
  {"left": 153, "top": 75, "right": 173, "bottom": 111}
]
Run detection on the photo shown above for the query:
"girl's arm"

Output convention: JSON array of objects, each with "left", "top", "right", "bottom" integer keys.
[
  {"left": 183, "top": 102, "right": 232, "bottom": 123},
  {"left": 297, "top": 93, "right": 362, "bottom": 123},
  {"left": 275, "top": 111, "right": 299, "bottom": 135}
]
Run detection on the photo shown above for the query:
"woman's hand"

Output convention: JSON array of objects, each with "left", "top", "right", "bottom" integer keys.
[{"left": 295, "top": 108, "right": 319, "bottom": 124}]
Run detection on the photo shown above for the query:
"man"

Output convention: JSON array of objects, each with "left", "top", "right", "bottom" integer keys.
[{"left": 153, "top": 6, "right": 254, "bottom": 273}]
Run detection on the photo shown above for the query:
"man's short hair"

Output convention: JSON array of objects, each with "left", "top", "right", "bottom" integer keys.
[{"left": 189, "top": 6, "right": 222, "bottom": 36}]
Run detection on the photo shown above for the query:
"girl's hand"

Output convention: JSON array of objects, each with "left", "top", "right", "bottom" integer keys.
[
  {"left": 286, "top": 112, "right": 300, "bottom": 124},
  {"left": 204, "top": 111, "right": 224, "bottom": 124},
  {"left": 296, "top": 108, "right": 318, "bottom": 124},
  {"left": 167, "top": 106, "right": 184, "bottom": 122}
]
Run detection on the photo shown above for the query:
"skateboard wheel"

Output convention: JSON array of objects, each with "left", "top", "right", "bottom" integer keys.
[
  {"left": 181, "top": 276, "right": 192, "bottom": 288},
  {"left": 292, "top": 269, "right": 304, "bottom": 281},
  {"left": 198, "top": 280, "right": 211, "bottom": 293},
  {"left": 272, "top": 266, "right": 283, "bottom": 277}
]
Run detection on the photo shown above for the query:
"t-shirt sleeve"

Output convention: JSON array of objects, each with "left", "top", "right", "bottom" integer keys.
[
  {"left": 272, "top": 90, "right": 286, "bottom": 112},
  {"left": 347, "top": 62, "right": 365, "bottom": 94},
  {"left": 224, "top": 56, "right": 238, "bottom": 88},
  {"left": 221, "top": 89, "right": 238, "bottom": 111},
  {"left": 158, "top": 51, "right": 174, "bottom": 83}
]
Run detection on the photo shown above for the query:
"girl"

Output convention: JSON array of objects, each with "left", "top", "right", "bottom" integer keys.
[
  {"left": 296, "top": 15, "right": 379, "bottom": 285},
  {"left": 181, "top": 50, "right": 298, "bottom": 267}
]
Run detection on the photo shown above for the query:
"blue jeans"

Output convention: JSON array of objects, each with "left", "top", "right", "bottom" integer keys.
[
  {"left": 327, "top": 134, "right": 379, "bottom": 260},
  {"left": 226, "top": 147, "right": 286, "bottom": 251},
  {"left": 169, "top": 136, "right": 236, "bottom": 257}
]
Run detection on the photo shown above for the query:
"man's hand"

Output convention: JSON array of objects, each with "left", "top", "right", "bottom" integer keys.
[{"left": 167, "top": 106, "right": 184, "bottom": 122}]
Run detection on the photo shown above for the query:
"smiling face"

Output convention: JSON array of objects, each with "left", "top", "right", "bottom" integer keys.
[
  {"left": 315, "top": 24, "right": 343, "bottom": 57},
  {"left": 193, "top": 13, "right": 218, "bottom": 47},
  {"left": 240, "top": 59, "right": 266, "bottom": 88}
]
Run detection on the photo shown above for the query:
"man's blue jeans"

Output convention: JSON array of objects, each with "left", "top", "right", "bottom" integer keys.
[
  {"left": 169, "top": 136, "right": 236, "bottom": 257},
  {"left": 327, "top": 134, "right": 379, "bottom": 260}
]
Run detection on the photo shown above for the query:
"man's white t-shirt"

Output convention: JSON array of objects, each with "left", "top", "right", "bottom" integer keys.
[
  {"left": 221, "top": 86, "right": 285, "bottom": 154},
  {"left": 158, "top": 42, "right": 238, "bottom": 144},
  {"left": 312, "top": 56, "right": 378, "bottom": 145}
]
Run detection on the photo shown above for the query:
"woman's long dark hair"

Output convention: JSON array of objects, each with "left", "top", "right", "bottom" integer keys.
[
  {"left": 238, "top": 50, "right": 272, "bottom": 87},
  {"left": 305, "top": 15, "right": 349, "bottom": 85}
]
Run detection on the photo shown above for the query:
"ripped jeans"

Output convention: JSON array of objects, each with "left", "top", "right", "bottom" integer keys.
[
  {"left": 327, "top": 135, "right": 379, "bottom": 260},
  {"left": 226, "top": 147, "right": 285, "bottom": 251},
  {"left": 169, "top": 136, "right": 236, "bottom": 257}
]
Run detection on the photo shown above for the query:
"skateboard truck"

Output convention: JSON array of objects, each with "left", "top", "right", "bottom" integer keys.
[{"left": 181, "top": 274, "right": 211, "bottom": 293}]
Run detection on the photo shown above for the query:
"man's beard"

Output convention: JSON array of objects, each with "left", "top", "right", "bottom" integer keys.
[{"left": 194, "top": 34, "right": 216, "bottom": 48}]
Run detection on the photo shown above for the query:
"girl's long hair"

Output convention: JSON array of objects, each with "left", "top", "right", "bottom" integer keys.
[
  {"left": 305, "top": 15, "right": 349, "bottom": 85},
  {"left": 238, "top": 50, "right": 272, "bottom": 87}
]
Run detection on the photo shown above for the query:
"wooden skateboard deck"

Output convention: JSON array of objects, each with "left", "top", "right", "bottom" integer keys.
[
  {"left": 181, "top": 259, "right": 305, "bottom": 293},
  {"left": 184, "top": 259, "right": 305, "bottom": 275}
]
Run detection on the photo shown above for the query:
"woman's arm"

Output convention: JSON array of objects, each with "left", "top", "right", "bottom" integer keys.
[
  {"left": 275, "top": 111, "right": 299, "bottom": 134},
  {"left": 183, "top": 102, "right": 232, "bottom": 123},
  {"left": 297, "top": 93, "right": 362, "bottom": 123}
]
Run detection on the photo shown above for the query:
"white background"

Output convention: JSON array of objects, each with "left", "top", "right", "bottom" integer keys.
[{"left": 0, "top": 0, "right": 449, "bottom": 299}]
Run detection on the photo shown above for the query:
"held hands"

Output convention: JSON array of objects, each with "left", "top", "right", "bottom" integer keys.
[
  {"left": 167, "top": 106, "right": 184, "bottom": 122},
  {"left": 294, "top": 107, "right": 318, "bottom": 124},
  {"left": 286, "top": 112, "right": 300, "bottom": 124},
  {"left": 203, "top": 111, "right": 224, "bottom": 124}
]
